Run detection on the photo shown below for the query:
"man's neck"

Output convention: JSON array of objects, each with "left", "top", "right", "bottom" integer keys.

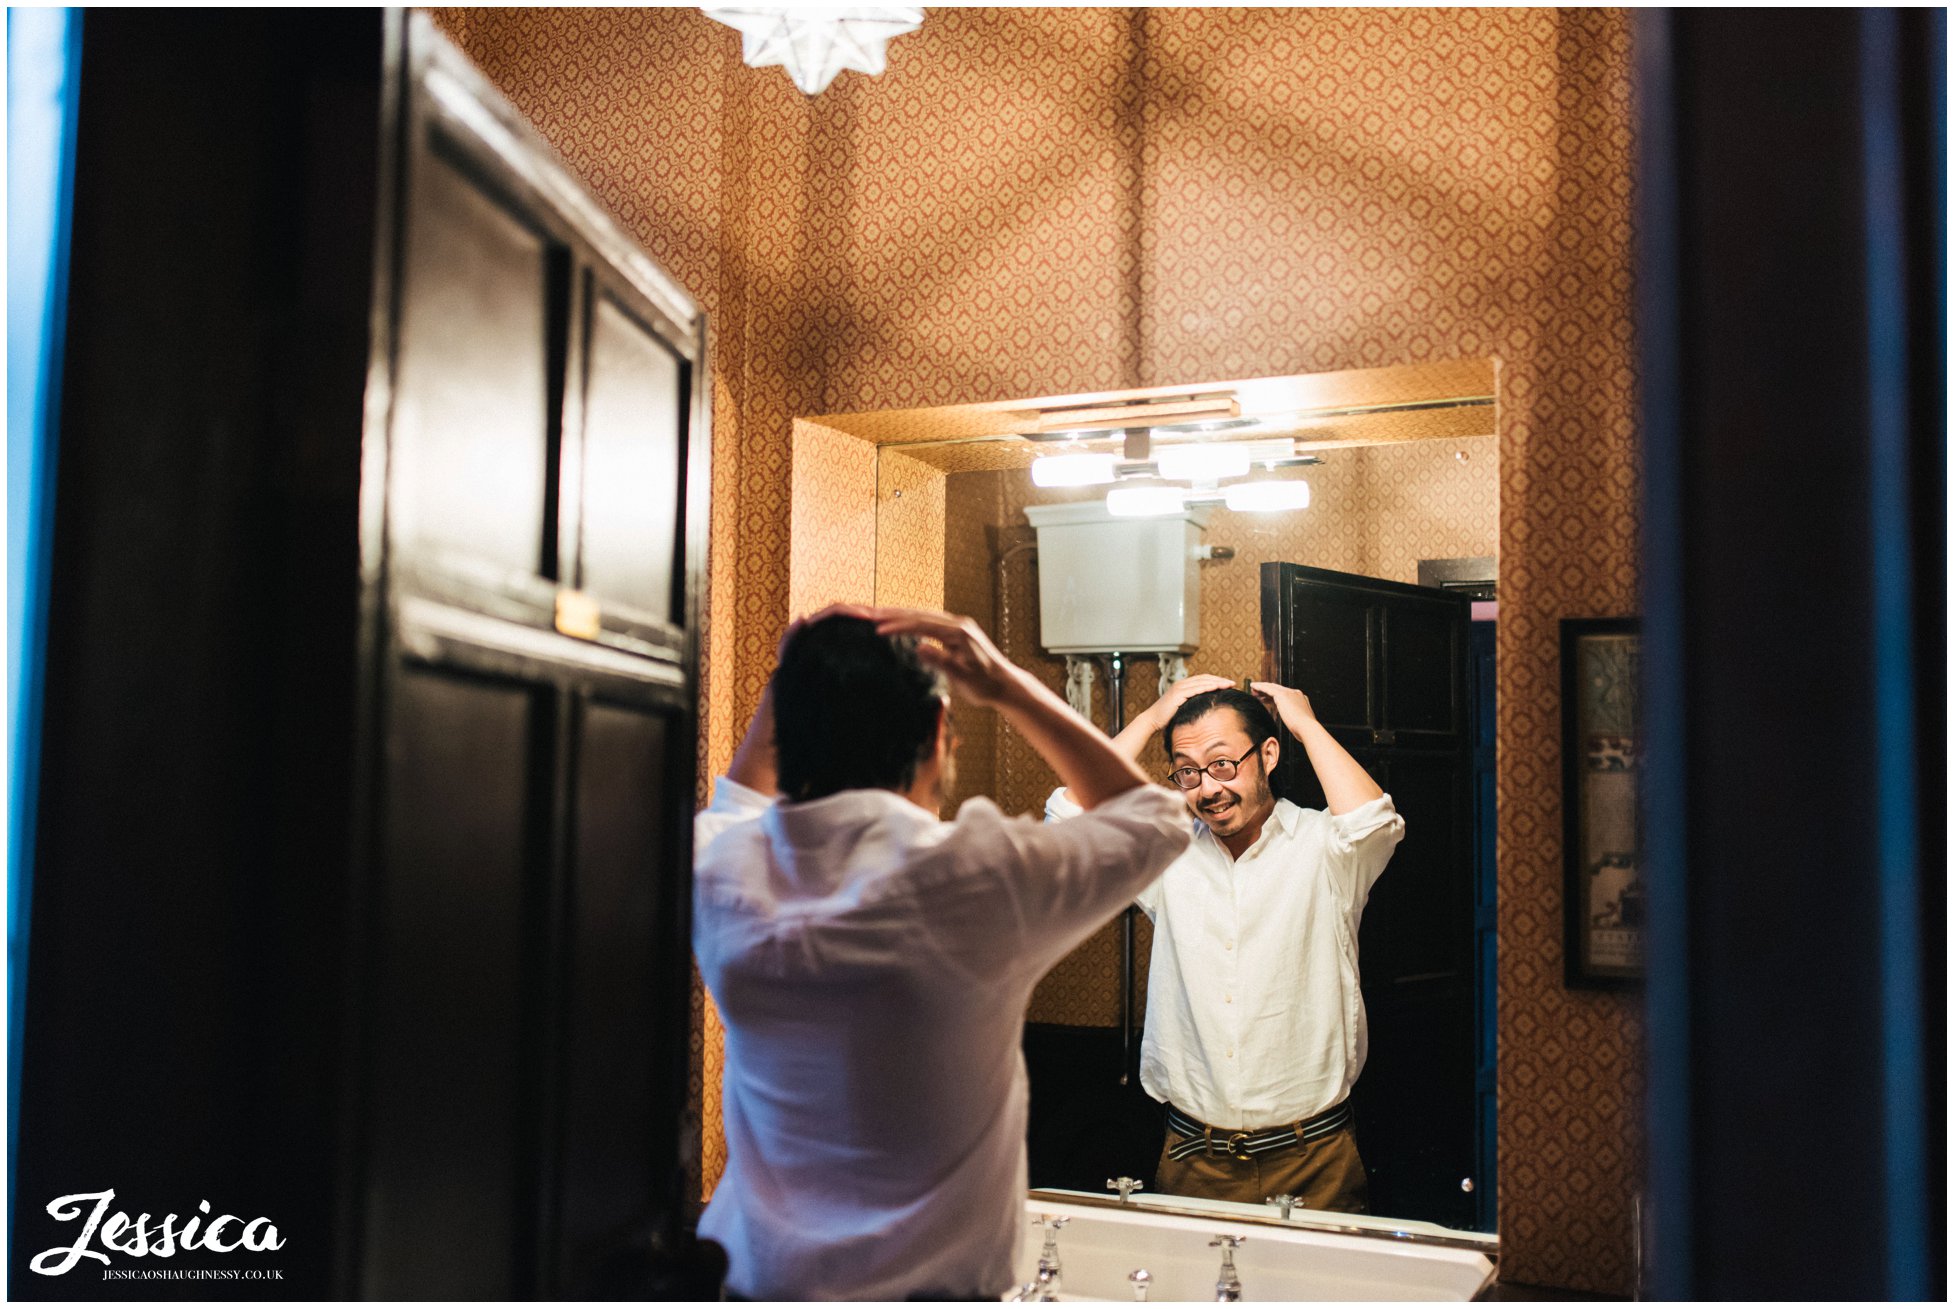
[
  {"left": 1215, "top": 802, "right": 1276, "bottom": 861},
  {"left": 895, "top": 779, "right": 941, "bottom": 817}
]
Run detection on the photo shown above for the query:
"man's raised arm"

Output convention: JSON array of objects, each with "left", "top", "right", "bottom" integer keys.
[
  {"left": 1250, "top": 680, "right": 1385, "bottom": 815},
  {"left": 871, "top": 607, "right": 1148, "bottom": 810}
]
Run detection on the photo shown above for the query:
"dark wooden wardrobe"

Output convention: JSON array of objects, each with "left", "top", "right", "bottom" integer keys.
[{"left": 10, "top": 11, "right": 714, "bottom": 1299}]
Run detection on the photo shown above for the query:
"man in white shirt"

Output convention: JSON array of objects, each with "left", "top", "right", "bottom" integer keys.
[
  {"left": 693, "top": 606, "right": 1190, "bottom": 1300},
  {"left": 1045, "top": 675, "right": 1403, "bottom": 1211}
]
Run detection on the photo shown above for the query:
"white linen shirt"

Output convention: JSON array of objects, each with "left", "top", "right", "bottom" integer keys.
[
  {"left": 1045, "top": 787, "right": 1404, "bottom": 1130},
  {"left": 694, "top": 775, "right": 1189, "bottom": 1302}
]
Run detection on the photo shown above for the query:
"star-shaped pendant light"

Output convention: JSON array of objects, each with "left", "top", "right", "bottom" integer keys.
[{"left": 704, "top": 7, "right": 924, "bottom": 95}]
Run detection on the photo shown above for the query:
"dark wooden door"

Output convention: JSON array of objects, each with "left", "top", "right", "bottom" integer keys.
[
  {"left": 353, "top": 20, "right": 712, "bottom": 1299},
  {"left": 1260, "top": 561, "right": 1480, "bottom": 1230},
  {"left": 9, "top": 13, "right": 713, "bottom": 1300},
  {"left": 1468, "top": 617, "right": 1498, "bottom": 1234}
]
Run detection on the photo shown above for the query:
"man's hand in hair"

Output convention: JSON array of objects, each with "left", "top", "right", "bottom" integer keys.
[
  {"left": 872, "top": 607, "right": 1155, "bottom": 810},
  {"left": 870, "top": 607, "right": 1022, "bottom": 708}
]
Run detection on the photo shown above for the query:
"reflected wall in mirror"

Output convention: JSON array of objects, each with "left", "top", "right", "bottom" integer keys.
[{"left": 833, "top": 361, "right": 1498, "bottom": 1232}]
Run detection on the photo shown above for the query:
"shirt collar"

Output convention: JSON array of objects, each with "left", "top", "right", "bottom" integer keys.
[{"left": 747, "top": 787, "right": 939, "bottom": 894}]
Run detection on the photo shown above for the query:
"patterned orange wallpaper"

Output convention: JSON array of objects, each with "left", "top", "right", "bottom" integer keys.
[
  {"left": 432, "top": 7, "right": 1638, "bottom": 1293},
  {"left": 788, "top": 421, "right": 879, "bottom": 613}
]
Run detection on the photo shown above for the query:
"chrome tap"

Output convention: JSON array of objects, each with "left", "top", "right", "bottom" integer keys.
[
  {"left": 1209, "top": 1235, "right": 1246, "bottom": 1302},
  {"left": 1129, "top": 1268, "right": 1153, "bottom": 1302},
  {"left": 1107, "top": 1176, "right": 1145, "bottom": 1203},
  {"left": 1265, "top": 1192, "right": 1300, "bottom": 1220},
  {"left": 1028, "top": 1214, "right": 1068, "bottom": 1301}
]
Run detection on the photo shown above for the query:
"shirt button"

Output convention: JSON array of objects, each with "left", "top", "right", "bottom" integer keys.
[
  {"left": 1227, "top": 1048, "right": 1235, "bottom": 1058},
  {"left": 1225, "top": 940, "right": 1235, "bottom": 951},
  {"left": 1224, "top": 994, "right": 1233, "bottom": 1004}
]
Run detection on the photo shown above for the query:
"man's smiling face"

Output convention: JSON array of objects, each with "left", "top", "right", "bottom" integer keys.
[{"left": 1168, "top": 707, "right": 1279, "bottom": 840}]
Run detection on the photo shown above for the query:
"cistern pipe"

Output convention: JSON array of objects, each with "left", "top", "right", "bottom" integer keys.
[{"left": 1104, "top": 651, "right": 1139, "bottom": 1087}]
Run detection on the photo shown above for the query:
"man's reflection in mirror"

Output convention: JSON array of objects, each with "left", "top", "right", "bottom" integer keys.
[{"left": 1048, "top": 677, "right": 1403, "bottom": 1211}]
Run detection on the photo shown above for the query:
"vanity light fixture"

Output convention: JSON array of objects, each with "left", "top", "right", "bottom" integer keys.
[
  {"left": 703, "top": 6, "right": 924, "bottom": 95},
  {"left": 1105, "top": 485, "right": 1189, "bottom": 518},
  {"left": 1153, "top": 438, "right": 1296, "bottom": 483},
  {"left": 1154, "top": 443, "right": 1252, "bottom": 483},
  {"left": 1222, "top": 479, "right": 1312, "bottom": 513},
  {"left": 1030, "top": 452, "right": 1119, "bottom": 487},
  {"left": 1151, "top": 417, "right": 1259, "bottom": 437}
]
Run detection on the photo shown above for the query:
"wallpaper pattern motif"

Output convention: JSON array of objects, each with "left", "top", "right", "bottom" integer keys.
[{"left": 430, "top": 7, "right": 1637, "bottom": 1293}]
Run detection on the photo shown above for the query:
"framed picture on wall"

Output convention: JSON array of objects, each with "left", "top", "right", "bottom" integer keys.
[{"left": 1562, "top": 617, "right": 1643, "bottom": 988}]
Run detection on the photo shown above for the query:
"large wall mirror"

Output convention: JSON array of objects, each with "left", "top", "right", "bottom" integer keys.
[{"left": 809, "top": 359, "right": 1499, "bottom": 1234}]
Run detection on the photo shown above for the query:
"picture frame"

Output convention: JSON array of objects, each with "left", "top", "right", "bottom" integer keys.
[{"left": 1561, "top": 616, "right": 1643, "bottom": 988}]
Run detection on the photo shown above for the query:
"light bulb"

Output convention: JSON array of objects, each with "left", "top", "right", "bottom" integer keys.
[{"left": 1031, "top": 453, "right": 1118, "bottom": 487}]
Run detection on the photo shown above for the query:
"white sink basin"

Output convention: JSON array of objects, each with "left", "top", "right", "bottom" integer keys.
[{"left": 1013, "top": 1196, "right": 1496, "bottom": 1301}]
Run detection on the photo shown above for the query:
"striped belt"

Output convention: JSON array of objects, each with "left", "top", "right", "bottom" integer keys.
[{"left": 1165, "top": 1100, "right": 1352, "bottom": 1163}]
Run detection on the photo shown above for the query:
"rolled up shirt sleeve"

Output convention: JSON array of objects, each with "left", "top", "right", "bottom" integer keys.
[
  {"left": 921, "top": 784, "right": 1191, "bottom": 979},
  {"left": 1326, "top": 792, "right": 1406, "bottom": 899}
]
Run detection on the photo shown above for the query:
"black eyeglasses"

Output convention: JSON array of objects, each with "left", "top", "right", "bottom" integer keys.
[{"left": 1167, "top": 748, "right": 1260, "bottom": 791}]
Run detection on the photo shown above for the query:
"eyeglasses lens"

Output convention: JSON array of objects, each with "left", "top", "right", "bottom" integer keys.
[{"left": 1171, "top": 757, "right": 1241, "bottom": 789}]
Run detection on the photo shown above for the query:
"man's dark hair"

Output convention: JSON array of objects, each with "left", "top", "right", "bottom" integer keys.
[
  {"left": 773, "top": 615, "right": 947, "bottom": 802},
  {"left": 1161, "top": 688, "right": 1280, "bottom": 762}
]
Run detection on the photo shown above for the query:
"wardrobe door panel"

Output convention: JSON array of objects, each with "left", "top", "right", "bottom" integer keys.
[
  {"left": 364, "top": 665, "right": 546, "bottom": 1298},
  {"left": 579, "top": 288, "right": 686, "bottom": 627},
  {"left": 393, "top": 139, "right": 562, "bottom": 587},
  {"left": 555, "top": 695, "right": 681, "bottom": 1291},
  {"left": 1282, "top": 582, "right": 1375, "bottom": 732},
  {"left": 1383, "top": 602, "right": 1464, "bottom": 738}
]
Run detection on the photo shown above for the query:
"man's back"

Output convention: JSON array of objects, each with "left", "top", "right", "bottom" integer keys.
[{"left": 695, "top": 778, "right": 1186, "bottom": 1300}]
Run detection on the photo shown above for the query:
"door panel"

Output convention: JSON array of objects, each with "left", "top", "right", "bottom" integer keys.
[
  {"left": 1359, "top": 752, "right": 1471, "bottom": 985},
  {"left": 1468, "top": 619, "right": 1498, "bottom": 1230},
  {"left": 579, "top": 289, "right": 686, "bottom": 627},
  {"left": 1280, "top": 584, "right": 1375, "bottom": 731},
  {"left": 556, "top": 697, "right": 677, "bottom": 1290},
  {"left": 1383, "top": 603, "right": 1463, "bottom": 736},
  {"left": 1355, "top": 979, "right": 1477, "bottom": 1229},
  {"left": 394, "top": 136, "right": 563, "bottom": 583},
  {"left": 365, "top": 665, "right": 547, "bottom": 1298}
]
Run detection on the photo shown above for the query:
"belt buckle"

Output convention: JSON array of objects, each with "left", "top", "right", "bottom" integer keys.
[{"left": 1227, "top": 1131, "right": 1252, "bottom": 1162}]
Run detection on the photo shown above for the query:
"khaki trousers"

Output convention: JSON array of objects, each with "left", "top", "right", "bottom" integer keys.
[{"left": 1154, "top": 1121, "right": 1369, "bottom": 1214}]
